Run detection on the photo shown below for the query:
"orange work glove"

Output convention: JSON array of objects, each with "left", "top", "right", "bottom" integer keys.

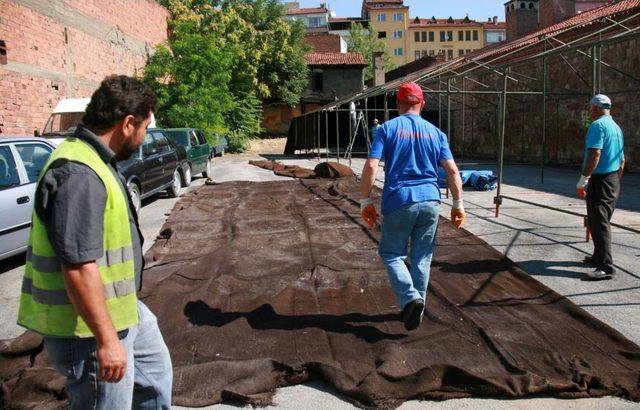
[
  {"left": 576, "top": 174, "right": 589, "bottom": 199},
  {"left": 360, "top": 198, "right": 379, "bottom": 229},
  {"left": 451, "top": 199, "right": 466, "bottom": 229}
]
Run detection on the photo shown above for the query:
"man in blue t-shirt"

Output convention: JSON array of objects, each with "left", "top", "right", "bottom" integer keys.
[
  {"left": 576, "top": 94, "right": 625, "bottom": 280},
  {"left": 359, "top": 82, "right": 464, "bottom": 331}
]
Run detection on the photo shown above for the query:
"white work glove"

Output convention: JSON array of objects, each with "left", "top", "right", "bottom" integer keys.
[{"left": 576, "top": 175, "right": 589, "bottom": 198}]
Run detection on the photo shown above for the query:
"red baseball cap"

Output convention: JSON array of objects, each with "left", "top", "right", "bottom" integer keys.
[{"left": 397, "top": 82, "right": 424, "bottom": 105}]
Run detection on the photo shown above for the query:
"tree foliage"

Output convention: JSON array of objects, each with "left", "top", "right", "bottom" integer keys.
[
  {"left": 347, "top": 23, "right": 393, "bottom": 82},
  {"left": 145, "top": 0, "right": 308, "bottom": 151}
]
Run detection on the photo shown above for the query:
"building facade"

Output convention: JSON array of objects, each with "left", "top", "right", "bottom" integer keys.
[
  {"left": 363, "top": 0, "right": 410, "bottom": 67},
  {"left": 484, "top": 17, "right": 507, "bottom": 45},
  {"left": 0, "top": 0, "right": 169, "bottom": 135},
  {"left": 505, "top": 0, "right": 540, "bottom": 40},
  {"left": 408, "top": 17, "right": 485, "bottom": 62},
  {"left": 284, "top": 3, "right": 331, "bottom": 32}
]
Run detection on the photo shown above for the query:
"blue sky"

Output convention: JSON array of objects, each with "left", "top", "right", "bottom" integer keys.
[{"left": 286, "top": 1, "right": 506, "bottom": 21}]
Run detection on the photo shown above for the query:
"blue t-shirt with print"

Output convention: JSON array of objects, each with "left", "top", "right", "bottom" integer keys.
[
  {"left": 369, "top": 114, "right": 453, "bottom": 215},
  {"left": 583, "top": 115, "right": 624, "bottom": 175}
]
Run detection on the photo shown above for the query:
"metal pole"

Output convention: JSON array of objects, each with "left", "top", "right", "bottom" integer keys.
[
  {"left": 447, "top": 78, "right": 452, "bottom": 143},
  {"left": 541, "top": 54, "right": 547, "bottom": 184},
  {"left": 384, "top": 93, "right": 389, "bottom": 122},
  {"left": 325, "top": 110, "right": 329, "bottom": 163},
  {"left": 591, "top": 44, "right": 598, "bottom": 97},
  {"left": 335, "top": 110, "right": 340, "bottom": 164},
  {"left": 461, "top": 77, "right": 465, "bottom": 168},
  {"left": 317, "top": 112, "right": 321, "bottom": 160},
  {"left": 495, "top": 68, "right": 509, "bottom": 218},
  {"left": 438, "top": 81, "right": 442, "bottom": 128},
  {"left": 597, "top": 33, "right": 603, "bottom": 93}
]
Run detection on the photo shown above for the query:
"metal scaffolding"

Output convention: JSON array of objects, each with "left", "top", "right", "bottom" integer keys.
[{"left": 284, "top": 2, "right": 640, "bottom": 236}]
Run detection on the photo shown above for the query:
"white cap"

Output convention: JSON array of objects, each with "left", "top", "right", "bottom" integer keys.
[{"left": 590, "top": 94, "right": 612, "bottom": 109}]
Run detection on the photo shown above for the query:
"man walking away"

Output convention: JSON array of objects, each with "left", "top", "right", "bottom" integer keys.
[
  {"left": 360, "top": 82, "right": 465, "bottom": 331},
  {"left": 370, "top": 118, "right": 382, "bottom": 138},
  {"left": 576, "top": 94, "right": 625, "bottom": 281},
  {"left": 17, "top": 75, "right": 173, "bottom": 409}
]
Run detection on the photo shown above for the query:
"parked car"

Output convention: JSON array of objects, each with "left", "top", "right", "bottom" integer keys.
[
  {"left": 0, "top": 137, "right": 56, "bottom": 261},
  {"left": 38, "top": 98, "right": 157, "bottom": 145},
  {"left": 211, "top": 135, "right": 228, "bottom": 157},
  {"left": 117, "top": 128, "right": 189, "bottom": 211},
  {"left": 165, "top": 128, "right": 213, "bottom": 179}
]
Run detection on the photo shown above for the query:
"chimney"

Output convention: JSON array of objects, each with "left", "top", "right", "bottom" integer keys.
[
  {"left": 493, "top": 16, "right": 498, "bottom": 24},
  {"left": 373, "top": 51, "right": 385, "bottom": 86}
]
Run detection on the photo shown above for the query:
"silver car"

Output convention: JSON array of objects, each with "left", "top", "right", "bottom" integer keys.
[{"left": 0, "top": 137, "right": 56, "bottom": 261}]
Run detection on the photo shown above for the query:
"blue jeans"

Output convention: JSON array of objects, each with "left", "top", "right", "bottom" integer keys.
[
  {"left": 44, "top": 301, "right": 173, "bottom": 410},
  {"left": 378, "top": 201, "right": 440, "bottom": 309}
]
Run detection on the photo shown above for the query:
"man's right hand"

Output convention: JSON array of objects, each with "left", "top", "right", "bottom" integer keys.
[
  {"left": 97, "top": 339, "right": 128, "bottom": 383},
  {"left": 451, "top": 199, "right": 466, "bottom": 229}
]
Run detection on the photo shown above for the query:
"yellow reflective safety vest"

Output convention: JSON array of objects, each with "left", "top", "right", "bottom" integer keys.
[{"left": 17, "top": 138, "right": 138, "bottom": 337}]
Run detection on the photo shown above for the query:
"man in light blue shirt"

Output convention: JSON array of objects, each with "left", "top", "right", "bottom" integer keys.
[
  {"left": 359, "top": 82, "right": 464, "bottom": 331},
  {"left": 576, "top": 94, "right": 625, "bottom": 280}
]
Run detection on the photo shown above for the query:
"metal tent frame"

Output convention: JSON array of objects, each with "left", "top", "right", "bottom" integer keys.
[{"left": 285, "top": 1, "right": 640, "bottom": 237}]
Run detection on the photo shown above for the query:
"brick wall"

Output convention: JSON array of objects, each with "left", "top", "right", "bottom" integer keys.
[
  {"left": 0, "top": 0, "right": 168, "bottom": 135},
  {"left": 539, "top": 0, "right": 575, "bottom": 29},
  {"left": 506, "top": 7, "right": 539, "bottom": 40},
  {"left": 439, "top": 35, "right": 640, "bottom": 170}
]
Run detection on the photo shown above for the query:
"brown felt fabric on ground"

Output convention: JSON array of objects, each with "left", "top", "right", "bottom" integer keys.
[
  {"left": 249, "top": 160, "right": 354, "bottom": 179},
  {"left": 2, "top": 179, "right": 639, "bottom": 408}
]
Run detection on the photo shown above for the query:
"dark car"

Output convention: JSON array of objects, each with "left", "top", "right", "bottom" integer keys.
[
  {"left": 211, "top": 135, "right": 228, "bottom": 157},
  {"left": 117, "top": 128, "right": 189, "bottom": 211},
  {"left": 165, "top": 128, "right": 213, "bottom": 180}
]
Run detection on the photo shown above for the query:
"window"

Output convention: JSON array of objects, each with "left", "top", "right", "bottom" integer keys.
[
  {"left": 415, "top": 51, "right": 421, "bottom": 60},
  {"left": 308, "top": 17, "right": 323, "bottom": 28},
  {"left": 189, "top": 131, "right": 199, "bottom": 147},
  {"left": 458, "top": 31, "right": 464, "bottom": 41},
  {"left": 15, "top": 143, "right": 53, "bottom": 183},
  {"left": 312, "top": 69, "right": 323, "bottom": 91},
  {"left": 393, "top": 48, "right": 403, "bottom": 56},
  {"left": 421, "top": 50, "right": 429, "bottom": 57},
  {"left": 459, "top": 49, "right": 464, "bottom": 56},
  {"left": 447, "top": 50, "right": 454, "bottom": 59},
  {"left": 421, "top": 31, "right": 427, "bottom": 42},
  {"left": 196, "top": 131, "right": 207, "bottom": 145},
  {"left": 529, "top": 2, "right": 535, "bottom": 9},
  {"left": 520, "top": 2, "right": 526, "bottom": 8},
  {"left": 429, "top": 50, "right": 435, "bottom": 56},
  {"left": 393, "top": 30, "right": 403, "bottom": 39},
  {"left": 465, "top": 30, "right": 471, "bottom": 41},
  {"left": 393, "top": 12, "right": 404, "bottom": 21},
  {"left": 473, "top": 30, "right": 479, "bottom": 41},
  {"left": 466, "top": 49, "right": 471, "bottom": 54},
  {"left": 0, "top": 40, "right": 6, "bottom": 65},
  {"left": 0, "top": 145, "right": 20, "bottom": 189},
  {"left": 378, "top": 31, "right": 387, "bottom": 39},
  {"left": 153, "top": 132, "right": 172, "bottom": 153},
  {"left": 447, "top": 31, "right": 453, "bottom": 41},
  {"left": 142, "top": 133, "right": 158, "bottom": 157},
  {"left": 377, "top": 13, "right": 386, "bottom": 22},
  {"left": 440, "top": 31, "right": 446, "bottom": 42},
  {"left": 415, "top": 32, "right": 420, "bottom": 42},
  {"left": 429, "top": 31, "right": 434, "bottom": 42}
]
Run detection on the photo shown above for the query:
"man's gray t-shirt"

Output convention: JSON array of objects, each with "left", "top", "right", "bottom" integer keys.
[{"left": 35, "top": 125, "right": 144, "bottom": 290}]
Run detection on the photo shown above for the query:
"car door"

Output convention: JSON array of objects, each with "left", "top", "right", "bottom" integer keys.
[
  {"left": 152, "top": 131, "right": 177, "bottom": 186},
  {"left": 0, "top": 142, "right": 53, "bottom": 258},
  {"left": 195, "top": 130, "right": 209, "bottom": 170},
  {"left": 141, "top": 132, "right": 163, "bottom": 193},
  {"left": 187, "top": 131, "right": 200, "bottom": 172}
]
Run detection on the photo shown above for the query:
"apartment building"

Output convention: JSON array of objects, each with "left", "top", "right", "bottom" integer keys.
[
  {"left": 363, "top": 0, "right": 410, "bottom": 66},
  {"left": 408, "top": 17, "right": 485, "bottom": 62}
]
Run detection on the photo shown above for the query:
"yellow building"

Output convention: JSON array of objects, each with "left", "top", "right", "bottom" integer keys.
[
  {"left": 363, "top": 1, "right": 486, "bottom": 66},
  {"left": 408, "top": 17, "right": 485, "bottom": 62},
  {"left": 363, "top": 1, "right": 410, "bottom": 67}
]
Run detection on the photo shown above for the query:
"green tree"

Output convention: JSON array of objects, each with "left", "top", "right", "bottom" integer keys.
[
  {"left": 147, "top": 0, "right": 308, "bottom": 151},
  {"left": 347, "top": 22, "right": 393, "bottom": 82}
]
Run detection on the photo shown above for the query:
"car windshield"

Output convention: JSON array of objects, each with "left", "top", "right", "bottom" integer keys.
[
  {"left": 43, "top": 112, "right": 84, "bottom": 136},
  {"left": 166, "top": 131, "right": 189, "bottom": 146}
]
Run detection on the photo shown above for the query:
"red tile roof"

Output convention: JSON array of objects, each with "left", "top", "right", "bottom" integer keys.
[
  {"left": 483, "top": 22, "right": 507, "bottom": 30},
  {"left": 410, "top": 18, "right": 483, "bottom": 27},
  {"left": 305, "top": 52, "right": 367, "bottom": 67},
  {"left": 286, "top": 7, "right": 328, "bottom": 16}
]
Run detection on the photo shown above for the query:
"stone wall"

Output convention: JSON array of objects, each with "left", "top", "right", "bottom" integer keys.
[{"left": 0, "top": 0, "right": 168, "bottom": 135}]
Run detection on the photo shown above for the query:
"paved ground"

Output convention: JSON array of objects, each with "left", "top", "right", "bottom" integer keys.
[{"left": 1, "top": 149, "right": 638, "bottom": 409}]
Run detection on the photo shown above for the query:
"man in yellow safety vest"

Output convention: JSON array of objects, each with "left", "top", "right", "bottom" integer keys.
[{"left": 17, "top": 75, "right": 172, "bottom": 409}]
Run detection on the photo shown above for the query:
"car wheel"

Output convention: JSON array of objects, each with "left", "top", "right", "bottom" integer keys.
[
  {"left": 202, "top": 159, "right": 213, "bottom": 179},
  {"left": 182, "top": 163, "right": 192, "bottom": 187},
  {"left": 216, "top": 149, "right": 224, "bottom": 157},
  {"left": 128, "top": 182, "right": 141, "bottom": 211},
  {"left": 167, "top": 169, "right": 182, "bottom": 198}
]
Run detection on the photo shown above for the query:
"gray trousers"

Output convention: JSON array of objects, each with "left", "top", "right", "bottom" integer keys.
[{"left": 586, "top": 171, "right": 620, "bottom": 273}]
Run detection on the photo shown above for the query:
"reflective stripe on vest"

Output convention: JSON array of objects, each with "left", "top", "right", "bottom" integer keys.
[
  {"left": 26, "top": 245, "right": 135, "bottom": 273},
  {"left": 22, "top": 277, "right": 136, "bottom": 305}
]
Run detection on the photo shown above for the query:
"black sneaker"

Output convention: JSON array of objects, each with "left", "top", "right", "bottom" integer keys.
[{"left": 401, "top": 299, "right": 424, "bottom": 331}]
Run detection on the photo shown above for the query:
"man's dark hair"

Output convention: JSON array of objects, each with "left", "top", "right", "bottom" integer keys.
[{"left": 82, "top": 75, "right": 157, "bottom": 132}]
